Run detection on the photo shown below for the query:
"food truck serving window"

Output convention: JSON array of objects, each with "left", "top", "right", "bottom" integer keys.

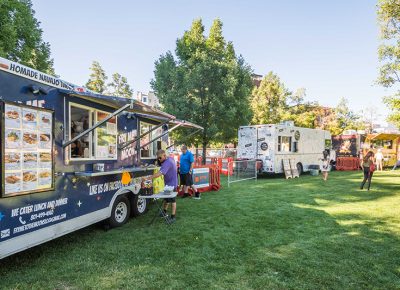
[
  {"left": 140, "top": 121, "right": 162, "bottom": 159},
  {"left": 69, "top": 103, "right": 117, "bottom": 160},
  {"left": 70, "top": 104, "right": 92, "bottom": 159},
  {"left": 95, "top": 111, "right": 117, "bottom": 159},
  {"left": 2, "top": 102, "right": 54, "bottom": 197},
  {"left": 372, "top": 139, "right": 393, "bottom": 150},
  {"left": 278, "top": 136, "right": 292, "bottom": 152}
]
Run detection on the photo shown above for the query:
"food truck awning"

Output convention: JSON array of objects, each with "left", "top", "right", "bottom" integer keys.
[
  {"left": 63, "top": 91, "right": 175, "bottom": 120},
  {"left": 63, "top": 90, "right": 203, "bottom": 129},
  {"left": 61, "top": 90, "right": 203, "bottom": 149},
  {"left": 368, "top": 133, "right": 400, "bottom": 141}
]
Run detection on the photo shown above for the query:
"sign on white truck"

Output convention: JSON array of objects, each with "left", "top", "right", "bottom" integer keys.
[{"left": 237, "top": 122, "right": 331, "bottom": 174}]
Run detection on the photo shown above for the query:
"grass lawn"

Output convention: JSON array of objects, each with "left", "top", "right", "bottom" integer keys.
[{"left": 1, "top": 171, "right": 400, "bottom": 289}]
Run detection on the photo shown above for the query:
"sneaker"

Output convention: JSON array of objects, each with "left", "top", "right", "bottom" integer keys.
[
  {"left": 193, "top": 192, "right": 201, "bottom": 200},
  {"left": 159, "top": 211, "right": 168, "bottom": 217},
  {"left": 169, "top": 217, "right": 176, "bottom": 223}
]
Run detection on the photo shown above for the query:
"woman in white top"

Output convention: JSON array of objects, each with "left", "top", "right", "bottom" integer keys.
[
  {"left": 375, "top": 149, "right": 384, "bottom": 171},
  {"left": 320, "top": 150, "right": 331, "bottom": 181}
]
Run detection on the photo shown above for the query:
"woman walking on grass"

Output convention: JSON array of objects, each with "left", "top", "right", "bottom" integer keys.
[
  {"left": 320, "top": 150, "right": 330, "bottom": 181},
  {"left": 360, "top": 151, "right": 375, "bottom": 191}
]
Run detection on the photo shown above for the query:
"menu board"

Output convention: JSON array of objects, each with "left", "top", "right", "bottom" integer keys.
[{"left": 3, "top": 102, "right": 54, "bottom": 196}]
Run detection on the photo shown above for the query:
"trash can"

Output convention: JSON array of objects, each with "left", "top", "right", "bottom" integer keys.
[{"left": 308, "top": 165, "right": 320, "bottom": 176}]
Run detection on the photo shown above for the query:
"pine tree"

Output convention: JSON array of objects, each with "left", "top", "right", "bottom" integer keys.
[{"left": 86, "top": 61, "right": 107, "bottom": 93}]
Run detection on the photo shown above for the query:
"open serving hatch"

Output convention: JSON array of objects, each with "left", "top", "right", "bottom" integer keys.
[{"left": 61, "top": 91, "right": 203, "bottom": 155}]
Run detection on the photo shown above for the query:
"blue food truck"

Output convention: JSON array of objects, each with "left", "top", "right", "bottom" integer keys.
[{"left": 0, "top": 57, "right": 202, "bottom": 259}]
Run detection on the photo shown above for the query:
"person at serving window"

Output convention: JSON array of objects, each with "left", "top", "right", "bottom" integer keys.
[
  {"left": 142, "top": 150, "right": 178, "bottom": 223},
  {"left": 70, "top": 132, "right": 83, "bottom": 158}
]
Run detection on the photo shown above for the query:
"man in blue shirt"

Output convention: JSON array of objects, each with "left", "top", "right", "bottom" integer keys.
[{"left": 180, "top": 145, "right": 200, "bottom": 199}]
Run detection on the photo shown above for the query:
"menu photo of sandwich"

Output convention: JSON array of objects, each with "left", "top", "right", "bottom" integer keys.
[
  {"left": 5, "top": 104, "right": 21, "bottom": 128},
  {"left": 5, "top": 129, "right": 21, "bottom": 149},
  {"left": 5, "top": 152, "right": 21, "bottom": 171},
  {"left": 23, "top": 131, "right": 38, "bottom": 148},
  {"left": 5, "top": 172, "right": 22, "bottom": 194},
  {"left": 39, "top": 111, "right": 52, "bottom": 128},
  {"left": 22, "top": 108, "right": 37, "bottom": 129},
  {"left": 39, "top": 152, "right": 52, "bottom": 167},
  {"left": 38, "top": 169, "right": 52, "bottom": 187},
  {"left": 23, "top": 152, "right": 38, "bottom": 169},
  {"left": 39, "top": 133, "right": 51, "bottom": 149},
  {"left": 22, "top": 170, "right": 38, "bottom": 191}
]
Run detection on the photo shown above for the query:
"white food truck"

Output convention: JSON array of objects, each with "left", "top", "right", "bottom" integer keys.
[{"left": 237, "top": 122, "right": 332, "bottom": 174}]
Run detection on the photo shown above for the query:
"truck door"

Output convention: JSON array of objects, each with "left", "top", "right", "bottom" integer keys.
[
  {"left": 237, "top": 127, "right": 257, "bottom": 159},
  {"left": 257, "top": 126, "right": 274, "bottom": 172}
]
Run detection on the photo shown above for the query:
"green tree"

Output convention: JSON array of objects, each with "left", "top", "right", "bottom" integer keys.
[
  {"left": 334, "top": 97, "right": 362, "bottom": 133},
  {"left": 383, "top": 94, "right": 400, "bottom": 125},
  {"left": 107, "top": 73, "right": 133, "bottom": 98},
  {"left": 0, "top": 0, "right": 54, "bottom": 74},
  {"left": 284, "top": 88, "right": 318, "bottom": 128},
  {"left": 151, "top": 19, "right": 253, "bottom": 159},
  {"left": 86, "top": 61, "right": 108, "bottom": 93},
  {"left": 251, "top": 72, "right": 290, "bottom": 124},
  {"left": 377, "top": 0, "right": 400, "bottom": 126}
]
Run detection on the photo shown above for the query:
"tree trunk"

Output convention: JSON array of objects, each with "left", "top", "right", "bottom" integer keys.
[{"left": 202, "top": 141, "right": 207, "bottom": 165}]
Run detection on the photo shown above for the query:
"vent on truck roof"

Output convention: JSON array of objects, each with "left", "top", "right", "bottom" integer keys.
[{"left": 280, "top": 120, "right": 295, "bottom": 127}]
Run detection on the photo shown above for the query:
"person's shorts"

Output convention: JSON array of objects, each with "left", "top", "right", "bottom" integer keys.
[
  {"left": 180, "top": 173, "right": 193, "bottom": 186},
  {"left": 164, "top": 186, "right": 178, "bottom": 203},
  {"left": 164, "top": 197, "right": 176, "bottom": 203}
]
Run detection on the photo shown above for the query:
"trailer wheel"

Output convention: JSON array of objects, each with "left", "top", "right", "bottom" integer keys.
[
  {"left": 296, "top": 163, "right": 303, "bottom": 175},
  {"left": 109, "top": 195, "right": 131, "bottom": 228},
  {"left": 131, "top": 195, "right": 147, "bottom": 217}
]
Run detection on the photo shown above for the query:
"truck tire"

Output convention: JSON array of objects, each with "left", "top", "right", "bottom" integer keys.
[
  {"left": 131, "top": 194, "right": 147, "bottom": 217},
  {"left": 108, "top": 195, "right": 131, "bottom": 228},
  {"left": 296, "top": 163, "right": 303, "bottom": 175}
]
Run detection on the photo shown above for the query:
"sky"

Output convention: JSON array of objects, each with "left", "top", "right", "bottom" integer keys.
[{"left": 32, "top": 0, "right": 393, "bottom": 123}]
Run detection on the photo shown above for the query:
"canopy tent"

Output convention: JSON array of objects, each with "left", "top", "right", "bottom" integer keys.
[{"left": 367, "top": 133, "right": 400, "bottom": 141}]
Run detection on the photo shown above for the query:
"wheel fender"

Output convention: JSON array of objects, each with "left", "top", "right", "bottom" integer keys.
[{"left": 107, "top": 183, "right": 141, "bottom": 217}]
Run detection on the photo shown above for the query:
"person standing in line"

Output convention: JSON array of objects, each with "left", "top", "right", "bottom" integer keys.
[
  {"left": 320, "top": 150, "right": 330, "bottom": 181},
  {"left": 179, "top": 145, "right": 200, "bottom": 199},
  {"left": 375, "top": 148, "right": 384, "bottom": 171},
  {"left": 142, "top": 150, "right": 178, "bottom": 223},
  {"left": 360, "top": 151, "right": 375, "bottom": 191}
]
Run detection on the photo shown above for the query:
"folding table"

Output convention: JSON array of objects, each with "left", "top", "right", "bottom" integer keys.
[{"left": 139, "top": 191, "right": 178, "bottom": 225}]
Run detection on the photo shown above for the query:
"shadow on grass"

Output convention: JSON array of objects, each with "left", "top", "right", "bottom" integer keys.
[{"left": 0, "top": 171, "right": 399, "bottom": 289}]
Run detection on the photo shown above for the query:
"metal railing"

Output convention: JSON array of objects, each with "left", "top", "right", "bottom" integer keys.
[{"left": 227, "top": 159, "right": 258, "bottom": 187}]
